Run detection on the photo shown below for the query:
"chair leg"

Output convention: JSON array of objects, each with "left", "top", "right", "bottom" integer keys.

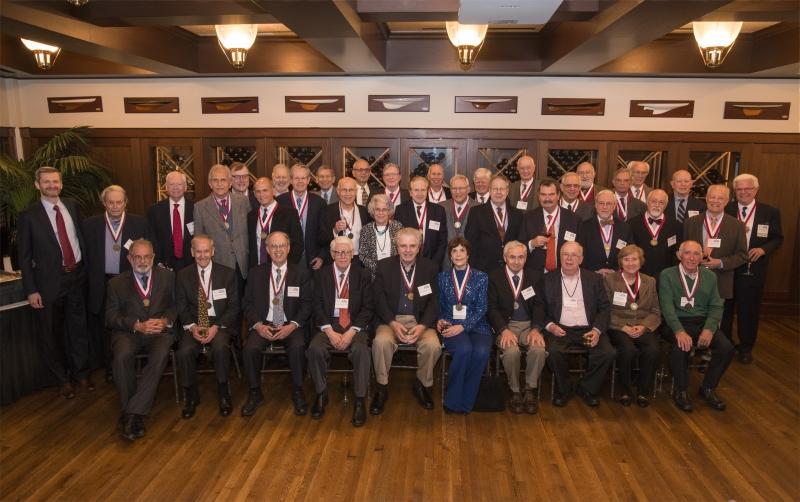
[
  {"left": 231, "top": 346, "right": 242, "bottom": 379},
  {"left": 170, "top": 350, "right": 180, "bottom": 405},
  {"left": 341, "top": 372, "right": 350, "bottom": 404},
  {"left": 610, "top": 359, "right": 616, "bottom": 399}
]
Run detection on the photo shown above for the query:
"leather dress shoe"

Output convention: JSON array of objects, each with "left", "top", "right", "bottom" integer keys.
[
  {"left": 523, "top": 388, "right": 539, "bottom": 415},
  {"left": 738, "top": 351, "right": 753, "bottom": 364},
  {"left": 119, "top": 414, "right": 136, "bottom": 441},
  {"left": 552, "top": 392, "right": 571, "bottom": 407},
  {"left": 412, "top": 379, "right": 434, "bottom": 410},
  {"left": 636, "top": 395, "right": 650, "bottom": 408},
  {"left": 60, "top": 382, "right": 76, "bottom": 399},
  {"left": 292, "top": 389, "right": 308, "bottom": 416},
  {"left": 352, "top": 398, "right": 367, "bottom": 427},
  {"left": 576, "top": 385, "right": 599, "bottom": 407},
  {"left": 311, "top": 391, "right": 328, "bottom": 420},
  {"left": 618, "top": 389, "right": 632, "bottom": 407},
  {"left": 699, "top": 387, "right": 726, "bottom": 411},
  {"left": 105, "top": 368, "right": 114, "bottom": 383},
  {"left": 509, "top": 392, "right": 523, "bottom": 414},
  {"left": 133, "top": 415, "right": 145, "bottom": 439},
  {"left": 182, "top": 399, "right": 198, "bottom": 419},
  {"left": 219, "top": 392, "right": 233, "bottom": 417},
  {"left": 78, "top": 378, "right": 96, "bottom": 392},
  {"left": 370, "top": 385, "right": 388, "bottom": 415},
  {"left": 673, "top": 390, "right": 693, "bottom": 412},
  {"left": 240, "top": 390, "right": 264, "bottom": 417}
]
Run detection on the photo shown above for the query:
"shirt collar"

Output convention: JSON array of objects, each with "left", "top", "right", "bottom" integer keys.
[
  {"left": 170, "top": 196, "right": 185, "bottom": 207},
  {"left": 197, "top": 262, "right": 213, "bottom": 275}
]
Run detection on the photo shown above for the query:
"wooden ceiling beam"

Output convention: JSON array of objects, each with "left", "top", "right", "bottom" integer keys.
[
  {"left": 64, "top": 0, "right": 279, "bottom": 27},
  {"left": 698, "top": 0, "right": 800, "bottom": 22},
  {"left": 748, "top": 23, "right": 800, "bottom": 73}
]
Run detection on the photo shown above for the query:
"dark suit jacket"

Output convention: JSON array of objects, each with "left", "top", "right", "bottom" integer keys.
[
  {"left": 17, "top": 198, "right": 87, "bottom": 303},
  {"left": 509, "top": 179, "right": 540, "bottom": 211},
  {"left": 666, "top": 195, "right": 705, "bottom": 222},
  {"left": 247, "top": 203, "right": 304, "bottom": 268},
  {"left": 147, "top": 197, "right": 195, "bottom": 271},
  {"left": 81, "top": 212, "right": 149, "bottom": 314},
  {"left": 317, "top": 203, "right": 373, "bottom": 263},
  {"left": 428, "top": 186, "right": 451, "bottom": 202},
  {"left": 560, "top": 199, "right": 594, "bottom": 222},
  {"left": 629, "top": 214, "right": 682, "bottom": 280},
  {"left": 394, "top": 200, "right": 449, "bottom": 265},
  {"left": 105, "top": 266, "right": 176, "bottom": 334},
  {"left": 616, "top": 193, "right": 646, "bottom": 221},
  {"left": 469, "top": 191, "right": 490, "bottom": 204},
  {"left": 277, "top": 191, "right": 326, "bottom": 265},
  {"left": 684, "top": 212, "right": 748, "bottom": 299},
  {"left": 315, "top": 188, "right": 338, "bottom": 205},
  {"left": 369, "top": 188, "right": 409, "bottom": 208},
  {"left": 464, "top": 201, "right": 523, "bottom": 273},
  {"left": 176, "top": 262, "right": 239, "bottom": 330},
  {"left": 373, "top": 256, "right": 440, "bottom": 329},
  {"left": 578, "top": 215, "right": 634, "bottom": 272},
  {"left": 243, "top": 262, "right": 313, "bottom": 329},
  {"left": 534, "top": 268, "right": 610, "bottom": 333},
  {"left": 724, "top": 201, "right": 783, "bottom": 285},
  {"left": 313, "top": 263, "right": 374, "bottom": 332},
  {"left": 517, "top": 208, "right": 581, "bottom": 271},
  {"left": 488, "top": 267, "right": 544, "bottom": 333},
  {"left": 579, "top": 184, "right": 605, "bottom": 204}
]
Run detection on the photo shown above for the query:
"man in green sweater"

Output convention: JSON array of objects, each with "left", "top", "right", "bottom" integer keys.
[{"left": 659, "top": 240, "right": 735, "bottom": 412}]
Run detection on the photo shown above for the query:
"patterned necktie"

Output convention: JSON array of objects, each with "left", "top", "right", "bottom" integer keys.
[
  {"left": 338, "top": 272, "right": 350, "bottom": 328},
  {"left": 140, "top": 274, "right": 148, "bottom": 289},
  {"left": 520, "top": 182, "right": 527, "bottom": 198},
  {"left": 741, "top": 206, "right": 747, "bottom": 218},
  {"left": 360, "top": 186, "right": 368, "bottom": 205},
  {"left": 198, "top": 278, "right": 209, "bottom": 328},
  {"left": 416, "top": 205, "right": 422, "bottom": 217},
  {"left": 53, "top": 205, "right": 76, "bottom": 267},
  {"left": 677, "top": 198, "right": 687, "bottom": 222},
  {"left": 496, "top": 206, "right": 505, "bottom": 240},
  {"left": 259, "top": 207, "right": 269, "bottom": 264},
  {"left": 172, "top": 203, "right": 183, "bottom": 259},
  {"left": 272, "top": 267, "right": 285, "bottom": 326},
  {"left": 296, "top": 195, "right": 306, "bottom": 234},
  {"left": 323, "top": 191, "right": 329, "bottom": 204},
  {"left": 545, "top": 214, "right": 557, "bottom": 272},
  {"left": 512, "top": 274, "right": 520, "bottom": 288}
]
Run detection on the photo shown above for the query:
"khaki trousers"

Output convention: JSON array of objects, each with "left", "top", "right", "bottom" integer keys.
[
  {"left": 373, "top": 315, "right": 441, "bottom": 387},
  {"left": 497, "top": 320, "right": 547, "bottom": 393}
]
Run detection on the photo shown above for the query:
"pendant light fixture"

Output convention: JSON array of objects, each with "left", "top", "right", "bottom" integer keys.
[
  {"left": 20, "top": 38, "right": 61, "bottom": 70},
  {"left": 214, "top": 24, "right": 258, "bottom": 69},
  {"left": 692, "top": 21, "right": 743, "bottom": 68},
  {"left": 445, "top": 21, "right": 488, "bottom": 70}
]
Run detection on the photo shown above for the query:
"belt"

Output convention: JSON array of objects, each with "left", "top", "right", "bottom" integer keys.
[{"left": 63, "top": 261, "right": 82, "bottom": 273}]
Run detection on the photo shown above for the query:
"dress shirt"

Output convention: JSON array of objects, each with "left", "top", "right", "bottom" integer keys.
[
  {"left": 559, "top": 273, "right": 589, "bottom": 327},
  {"left": 184, "top": 263, "right": 213, "bottom": 330},
  {"left": 319, "top": 188, "right": 333, "bottom": 204},
  {"left": 40, "top": 197, "right": 82, "bottom": 263},
  {"left": 335, "top": 205, "right": 363, "bottom": 254},
  {"left": 356, "top": 184, "right": 371, "bottom": 205},
  {"left": 491, "top": 202, "right": 508, "bottom": 230},
  {"left": 169, "top": 196, "right": 186, "bottom": 234},
  {"left": 738, "top": 201, "right": 755, "bottom": 244},
  {"left": 104, "top": 216, "right": 122, "bottom": 274}
]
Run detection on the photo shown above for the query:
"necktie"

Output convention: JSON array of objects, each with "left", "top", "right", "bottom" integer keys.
[
  {"left": 741, "top": 206, "right": 747, "bottom": 218},
  {"left": 478, "top": 195, "right": 485, "bottom": 204},
  {"left": 140, "top": 274, "right": 148, "bottom": 289},
  {"left": 520, "top": 182, "right": 527, "bottom": 198},
  {"left": 512, "top": 274, "right": 520, "bottom": 288},
  {"left": 416, "top": 205, "right": 422, "bottom": 217},
  {"left": 545, "top": 214, "right": 557, "bottom": 272},
  {"left": 600, "top": 218, "right": 613, "bottom": 226},
  {"left": 619, "top": 197, "right": 626, "bottom": 211},
  {"left": 53, "top": 205, "right": 76, "bottom": 267},
  {"left": 219, "top": 198, "right": 229, "bottom": 217},
  {"left": 273, "top": 268, "right": 285, "bottom": 325},
  {"left": 172, "top": 203, "right": 183, "bottom": 259},
  {"left": 704, "top": 217, "right": 716, "bottom": 257},
  {"left": 634, "top": 187, "right": 640, "bottom": 199},
  {"left": 677, "top": 198, "right": 687, "bottom": 222},
  {"left": 197, "top": 279, "right": 209, "bottom": 328},
  {"left": 496, "top": 206, "right": 505, "bottom": 240},
  {"left": 323, "top": 191, "right": 329, "bottom": 204},
  {"left": 648, "top": 217, "right": 660, "bottom": 225},
  {"left": 259, "top": 207, "right": 269, "bottom": 264},
  {"left": 570, "top": 202, "right": 575, "bottom": 212},
  {"left": 296, "top": 196, "right": 306, "bottom": 233},
  {"left": 200, "top": 268, "right": 205, "bottom": 282},
  {"left": 338, "top": 272, "right": 350, "bottom": 329},
  {"left": 360, "top": 186, "right": 368, "bottom": 205}
]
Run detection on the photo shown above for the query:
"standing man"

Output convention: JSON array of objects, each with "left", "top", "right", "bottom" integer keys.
[
  {"left": 230, "top": 162, "right": 258, "bottom": 211},
  {"left": 628, "top": 161, "right": 653, "bottom": 204},
  {"left": 518, "top": 179, "right": 581, "bottom": 273},
  {"left": 666, "top": 169, "right": 705, "bottom": 223},
  {"left": 271, "top": 163, "right": 291, "bottom": 197},
  {"left": 470, "top": 168, "right": 492, "bottom": 204},
  {"left": 318, "top": 177, "right": 372, "bottom": 264},
  {"left": 427, "top": 163, "right": 451, "bottom": 203},
  {"left": 351, "top": 158, "right": 374, "bottom": 206},
  {"left": 464, "top": 176, "right": 523, "bottom": 273},
  {"left": 17, "top": 166, "right": 91, "bottom": 398},
  {"left": 440, "top": 174, "right": 475, "bottom": 269},
  {"left": 106, "top": 239, "right": 176, "bottom": 440},
  {"left": 277, "top": 164, "right": 326, "bottom": 270},
  {"left": 559, "top": 172, "right": 594, "bottom": 221},
  {"left": 370, "top": 162, "right": 408, "bottom": 207},
  {"left": 576, "top": 162, "right": 604, "bottom": 204},
  {"left": 315, "top": 165, "right": 338, "bottom": 205},
  {"left": 578, "top": 190, "right": 633, "bottom": 274},
  {"left": 394, "top": 176, "right": 448, "bottom": 266},
  {"left": 629, "top": 189, "right": 682, "bottom": 280},
  {"left": 175, "top": 235, "right": 239, "bottom": 418},
  {"left": 193, "top": 164, "right": 250, "bottom": 281},
  {"left": 724, "top": 174, "right": 783, "bottom": 363},
  {"left": 509, "top": 155, "right": 539, "bottom": 211},
  {"left": 612, "top": 168, "right": 646, "bottom": 221},
  {"left": 248, "top": 177, "right": 303, "bottom": 268},
  {"left": 148, "top": 170, "right": 194, "bottom": 272}
]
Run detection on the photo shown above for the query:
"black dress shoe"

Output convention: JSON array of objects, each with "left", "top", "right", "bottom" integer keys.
[
  {"left": 105, "top": 368, "right": 114, "bottom": 383},
  {"left": 352, "top": 398, "right": 367, "bottom": 427},
  {"left": 673, "top": 390, "right": 693, "bottom": 412},
  {"left": 552, "top": 392, "right": 571, "bottom": 407},
  {"left": 240, "top": 390, "right": 264, "bottom": 417},
  {"left": 618, "top": 390, "right": 632, "bottom": 407},
  {"left": 698, "top": 387, "right": 726, "bottom": 411},
  {"left": 292, "top": 389, "right": 308, "bottom": 416},
  {"left": 636, "top": 395, "right": 650, "bottom": 408},
  {"left": 523, "top": 388, "right": 539, "bottom": 415},
  {"left": 119, "top": 414, "right": 137, "bottom": 441},
  {"left": 412, "top": 379, "right": 434, "bottom": 410},
  {"left": 738, "top": 351, "right": 753, "bottom": 364},
  {"left": 576, "top": 385, "right": 599, "bottom": 407},
  {"left": 182, "top": 399, "right": 198, "bottom": 419},
  {"left": 133, "top": 415, "right": 145, "bottom": 439},
  {"left": 219, "top": 393, "right": 232, "bottom": 417},
  {"left": 509, "top": 392, "right": 524, "bottom": 414},
  {"left": 311, "top": 391, "right": 328, "bottom": 420},
  {"left": 370, "top": 385, "right": 388, "bottom": 415},
  {"left": 60, "top": 382, "right": 76, "bottom": 399}
]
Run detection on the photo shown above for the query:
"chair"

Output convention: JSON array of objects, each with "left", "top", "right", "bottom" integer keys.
[
  {"left": 329, "top": 349, "right": 369, "bottom": 404},
  {"left": 494, "top": 346, "right": 542, "bottom": 400},
  {"left": 669, "top": 347, "right": 711, "bottom": 395},
  {"left": 550, "top": 347, "right": 617, "bottom": 401},
  {"left": 135, "top": 349, "right": 180, "bottom": 405}
]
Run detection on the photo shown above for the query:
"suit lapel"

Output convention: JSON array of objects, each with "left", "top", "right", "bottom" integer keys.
[{"left": 35, "top": 202, "right": 61, "bottom": 249}]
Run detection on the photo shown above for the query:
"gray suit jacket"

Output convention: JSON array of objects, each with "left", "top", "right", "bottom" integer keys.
[
  {"left": 193, "top": 192, "right": 250, "bottom": 278},
  {"left": 315, "top": 188, "right": 338, "bottom": 205},
  {"left": 508, "top": 179, "right": 540, "bottom": 211},
  {"left": 439, "top": 198, "right": 475, "bottom": 269},
  {"left": 683, "top": 212, "right": 747, "bottom": 299}
]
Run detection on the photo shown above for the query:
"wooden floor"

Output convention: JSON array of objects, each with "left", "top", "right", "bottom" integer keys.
[{"left": 1, "top": 317, "right": 798, "bottom": 502}]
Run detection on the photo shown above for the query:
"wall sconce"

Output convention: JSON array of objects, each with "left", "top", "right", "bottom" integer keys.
[
  {"left": 215, "top": 24, "right": 258, "bottom": 69},
  {"left": 445, "top": 21, "right": 488, "bottom": 70},
  {"left": 20, "top": 38, "right": 61, "bottom": 70},
  {"left": 693, "top": 21, "right": 743, "bottom": 68},
  {"left": 66, "top": 0, "right": 89, "bottom": 5}
]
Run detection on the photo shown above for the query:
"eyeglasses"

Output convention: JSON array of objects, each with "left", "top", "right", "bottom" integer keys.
[
  {"left": 352, "top": 168, "right": 370, "bottom": 173},
  {"left": 232, "top": 174, "right": 249, "bottom": 180},
  {"left": 268, "top": 243, "right": 289, "bottom": 249},
  {"left": 332, "top": 250, "right": 353, "bottom": 257},
  {"left": 373, "top": 207, "right": 390, "bottom": 213}
]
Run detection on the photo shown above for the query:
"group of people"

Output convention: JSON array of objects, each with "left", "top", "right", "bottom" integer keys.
[{"left": 16, "top": 155, "right": 782, "bottom": 442}]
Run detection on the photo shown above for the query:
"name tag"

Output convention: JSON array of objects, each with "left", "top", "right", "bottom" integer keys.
[
  {"left": 453, "top": 305, "right": 467, "bottom": 319},
  {"left": 376, "top": 248, "right": 391, "bottom": 260},
  {"left": 123, "top": 239, "right": 134, "bottom": 251},
  {"left": 186, "top": 221, "right": 195, "bottom": 235},
  {"left": 707, "top": 238, "right": 721, "bottom": 248},
  {"left": 757, "top": 224, "right": 769, "bottom": 238},
  {"left": 335, "top": 298, "right": 349, "bottom": 309},
  {"left": 207, "top": 305, "right": 216, "bottom": 317},
  {"left": 680, "top": 297, "right": 695, "bottom": 308},
  {"left": 516, "top": 201, "right": 528, "bottom": 210},
  {"left": 613, "top": 291, "right": 628, "bottom": 307},
  {"left": 564, "top": 231, "right": 576, "bottom": 242},
  {"left": 521, "top": 286, "right": 535, "bottom": 300},
  {"left": 616, "top": 239, "right": 627, "bottom": 250},
  {"left": 418, "top": 283, "right": 432, "bottom": 296},
  {"left": 667, "top": 235, "right": 677, "bottom": 247},
  {"left": 687, "top": 210, "right": 700, "bottom": 218},
  {"left": 212, "top": 288, "right": 227, "bottom": 300},
  {"left": 563, "top": 297, "right": 579, "bottom": 308},
  {"left": 428, "top": 220, "right": 440, "bottom": 231},
  {"left": 287, "top": 286, "right": 300, "bottom": 298}
]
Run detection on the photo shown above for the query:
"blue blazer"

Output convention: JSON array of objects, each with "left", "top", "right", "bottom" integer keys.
[{"left": 437, "top": 268, "right": 491, "bottom": 335}]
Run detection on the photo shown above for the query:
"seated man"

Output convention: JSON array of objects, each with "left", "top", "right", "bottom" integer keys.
[
  {"left": 175, "top": 235, "right": 239, "bottom": 419},
  {"left": 241, "top": 231, "right": 312, "bottom": 417},
  {"left": 371, "top": 228, "right": 441, "bottom": 414},
  {"left": 307, "top": 237, "right": 374, "bottom": 427},
  {"left": 488, "top": 241, "right": 545, "bottom": 414},
  {"left": 535, "top": 241, "right": 615, "bottom": 407},
  {"left": 106, "top": 239, "right": 176, "bottom": 441},
  {"left": 659, "top": 240, "right": 734, "bottom": 412}
]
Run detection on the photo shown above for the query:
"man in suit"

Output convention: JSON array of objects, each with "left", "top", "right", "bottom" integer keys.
[
  {"left": 578, "top": 190, "right": 633, "bottom": 274},
  {"left": 82, "top": 185, "right": 149, "bottom": 379},
  {"left": 369, "top": 162, "right": 409, "bottom": 208},
  {"left": 659, "top": 240, "right": 734, "bottom": 412},
  {"left": 106, "top": 239, "right": 176, "bottom": 440},
  {"left": 249, "top": 177, "right": 303, "bottom": 268},
  {"left": 17, "top": 166, "right": 91, "bottom": 398},
  {"left": 352, "top": 158, "right": 375, "bottom": 206},
  {"left": 318, "top": 177, "right": 372, "bottom": 264},
  {"left": 683, "top": 184, "right": 748, "bottom": 305},
  {"left": 241, "top": 231, "right": 313, "bottom": 417},
  {"left": 464, "top": 175, "right": 523, "bottom": 273},
  {"left": 277, "top": 164, "right": 326, "bottom": 270},
  {"left": 488, "top": 241, "right": 545, "bottom": 414},
  {"left": 612, "top": 167, "right": 646, "bottom": 221},
  {"left": 147, "top": 170, "right": 194, "bottom": 272},
  {"left": 175, "top": 235, "right": 239, "bottom": 419},
  {"left": 576, "top": 161, "right": 605, "bottom": 204},
  {"left": 470, "top": 167, "right": 492, "bottom": 204},
  {"left": 559, "top": 172, "right": 594, "bottom": 221},
  {"left": 509, "top": 155, "right": 539, "bottom": 211},
  {"left": 628, "top": 160, "right": 653, "bottom": 204},
  {"left": 519, "top": 179, "right": 581, "bottom": 273},
  {"left": 666, "top": 169, "right": 706, "bottom": 223},
  {"left": 271, "top": 163, "right": 291, "bottom": 197},
  {"left": 440, "top": 174, "right": 474, "bottom": 269},
  {"left": 231, "top": 162, "right": 258, "bottom": 211},
  {"left": 315, "top": 165, "right": 338, "bottom": 205},
  {"left": 724, "top": 174, "right": 783, "bottom": 363},
  {"left": 371, "top": 228, "right": 441, "bottom": 414},
  {"left": 193, "top": 164, "right": 250, "bottom": 281},
  {"left": 427, "top": 163, "right": 451, "bottom": 203},
  {"left": 395, "top": 176, "right": 448, "bottom": 266},
  {"left": 307, "top": 237, "right": 373, "bottom": 427},
  {"left": 629, "top": 189, "right": 682, "bottom": 280}
]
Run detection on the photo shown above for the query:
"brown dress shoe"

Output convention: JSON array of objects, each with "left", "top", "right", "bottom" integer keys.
[
  {"left": 509, "top": 392, "right": 524, "bottom": 414},
  {"left": 60, "top": 383, "right": 76, "bottom": 399},
  {"left": 523, "top": 388, "right": 539, "bottom": 415},
  {"left": 78, "top": 379, "right": 96, "bottom": 392}
]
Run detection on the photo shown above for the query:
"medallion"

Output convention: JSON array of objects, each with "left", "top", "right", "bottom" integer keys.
[
  {"left": 347, "top": 233, "right": 353, "bottom": 239},
  {"left": 650, "top": 239, "right": 658, "bottom": 247},
  {"left": 272, "top": 297, "right": 280, "bottom": 305},
  {"left": 260, "top": 232, "right": 267, "bottom": 240},
  {"left": 513, "top": 301, "right": 519, "bottom": 310},
  {"left": 406, "top": 292, "right": 414, "bottom": 301},
  {"left": 142, "top": 299, "right": 150, "bottom": 307},
  {"left": 454, "top": 221, "right": 461, "bottom": 229},
  {"left": 630, "top": 302, "right": 639, "bottom": 311},
  {"left": 455, "top": 303, "right": 463, "bottom": 311},
  {"left": 224, "top": 222, "right": 230, "bottom": 230},
  {"left": 113, "top": 244, "right": 121, "bottom": 252}
]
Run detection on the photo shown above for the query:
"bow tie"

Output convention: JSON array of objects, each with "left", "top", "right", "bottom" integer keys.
[
  {"left": 648, "top": 217, "right": 662, "bottom": 225},
  {"left": 600, "top": 218, "right": 613, "bottom": 226}
]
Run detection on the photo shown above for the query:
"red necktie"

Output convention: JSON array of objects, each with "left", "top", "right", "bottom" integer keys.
[
  {"left": 53, "top": 205, "right": 76, "bottom": 267},
  {"left": 545, "top": 215, "right": 557, "bottom": 272},
  {"left": 172, "top": 203, "right": 183, "bottom": 259},
  {"left": 338, "top": 273, "right": 350, "bottom": 329}
]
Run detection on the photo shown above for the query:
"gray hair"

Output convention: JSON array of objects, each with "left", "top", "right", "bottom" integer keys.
[
  {"left": 473, "top": 168, "right": 492, "bottom": 180},
  {"left": 733, "top": 173, "right": 759, "bottom": 189},
  {"left": 330, "top": 235, "right": 354, "bottom": 252},
  {"left": 503, "top": 240, "right": 527, "bottom": 256},
  {"left": 100, "top": 184, "right": 127, "bottom": 203},
  {"left": 395, "top": 227, "right": 422, "bottom": 246},
  {"left": 367, "top": 193, "right": 395, "bottom": 217},
  {"left": 208, "top": 164, "right": 232, "bottom": 182}
]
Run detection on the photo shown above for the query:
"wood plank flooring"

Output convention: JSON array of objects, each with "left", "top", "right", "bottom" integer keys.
[{"left": 1, "top": 317, "right": 798, "bottom": 501}]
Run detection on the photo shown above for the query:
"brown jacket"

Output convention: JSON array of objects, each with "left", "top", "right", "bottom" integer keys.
[
  {"left": 683, "top": 212, "right": 747, "bottom": 299},
  {"left": 603, "top": 272, "right": 661, "bottom": 332}
]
